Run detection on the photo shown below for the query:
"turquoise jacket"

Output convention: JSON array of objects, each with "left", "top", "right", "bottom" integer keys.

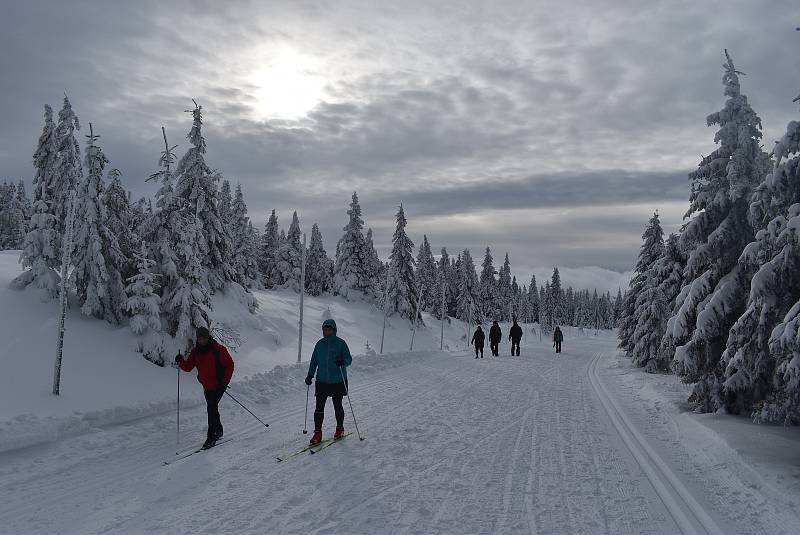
[{"left": 307, "top": 319, "right": 352, "bottom": 384}]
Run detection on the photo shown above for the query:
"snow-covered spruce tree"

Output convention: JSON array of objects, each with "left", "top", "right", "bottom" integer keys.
[
  {"left": 143, "top": 126, "right": 200, "bottom": 353},
  {"left": 15, "top": 180, "right": 32, "bottom": 244},
  {"left": 12, "top": 105, "right": 61, "bottom": 297},
  {"left": 260, "top": 209, "right": 280, "bottom": 288},
  {"left": 431, "top": 247, "right": 450, "bottom": 320},
  {"left": 528, "top": 275, "right": 539, "bottom": 323},
  {"left": 218, "top": 179, "right": 234, "bottom": 239},
  {"left": 231, "top": 184, "right": 259, "bottom": 287},
  {"left": 613, "top": 288, "right": 623, "bottom": 327},
  {"left": 540, "top": 282, "right": 553, "bottom": 332},
  {"left": 511, "top": 275, "right": 520, "bottom": 320},
  {"left": 275, "top": 211, "right": 304, "bottom": 291},
  {"left": 619, "top": 212, "right": 664, "bottom": 356},
  {"left": 166, "top": 215, "right": 212, "bottom": 348},
  {"left": 70, "top": 125, "right": 127, "bottom": 323},
  {"left": 305, "top": 222, "right": 333, "bottom": 296},
  {"left": 53, "top": 95, "right": 83, "bottom": 249},
  {"left": 726, "top": 94, "right": 800, "bottom": 422},
  {"left": 244, "top": 222, "right": 262, "bottom": 289},
  {"left": 365, "top": 227, "right": 384, "bottom": 297},
  {"left": 102, "top": 169, "right": 138, "bottom": 282},
  {"left": 653, "top": 234, "right": 687, "bottom": 369},
  {"left": 456, "top": 249, "right": 480, "bottom": 324},
  {"left": 172, "top": 101, "right": 235, "bottom": 292},
  {"left": 334, "top": 192, "right": 372, "bottom": 300},
  {"left": 549, "top": 267, "right": 565, "bottom": 326},
  {"left": 498, "top": 253, "right": 513, "bottom": 320},
  {"left": 385, "top": 204, "right": 417, "bottom": 319},
  {"left": 632, "top": 269, "right": 670, "bottom": 371},
  {"left": 0, "top": 183, "right": 16, "bottom": 249},
  {"left": 669, "top": 51, "right": 769, "bottom": 412},
  {"left": 414, "top": 234, "right": 437, "bottom": 311},
  {"left": 478, "top": 247, "right": 498, "bottom": 320},
  {"left": 447, "top": 254, "right": 460, "bottom": 317},
  {"left": 124, "top": 244, "right": 163, "bottom": 362}
]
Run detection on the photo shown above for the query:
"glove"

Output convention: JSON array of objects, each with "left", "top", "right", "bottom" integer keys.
[
  {"left": 174, "top": 353, "right": 183, "bottom": 365},
  {"left": 305, "top": 375, "right": 313, "bottom": 386},
  {"left": 335, "top": 356, "right": 344, "bottom": 367}
]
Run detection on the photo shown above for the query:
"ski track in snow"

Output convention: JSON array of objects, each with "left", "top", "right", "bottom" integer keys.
[
  {"left": 588, "top": 353, "right": 723, "bottom": 535},
  {"left": 1, "top": 337, "right": 797, "bottom": 534}
]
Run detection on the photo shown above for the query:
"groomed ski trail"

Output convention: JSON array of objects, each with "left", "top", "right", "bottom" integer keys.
[
  {"left": 2, "top": 335, "right": 792, "bottom": 534},
  {"left": 588, "top": 352, "right": 724, "bottom": 535}
]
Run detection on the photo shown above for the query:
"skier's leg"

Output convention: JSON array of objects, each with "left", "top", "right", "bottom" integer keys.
[
  {"left": 314, "top": 394, "right": 327, "bottom": 431},
  {"left": 204, "top": 389, "right": 222, "bottom": 441},
  {"left": 332, "top": 395, "right": 345, "bottom": 427}
]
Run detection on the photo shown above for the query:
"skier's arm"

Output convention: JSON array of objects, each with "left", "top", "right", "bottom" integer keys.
[
  {"left": 219, "top": 346, "right": 235, "bottom": 386},
  {"left": 178, "top": 351, "right": 196, "bottom": 372},
  {"left": 307, "top": 345, "right": 319, "bottom": 378},
  {"left": 341, "top": 340, "right": 352, "bottom": 367}
]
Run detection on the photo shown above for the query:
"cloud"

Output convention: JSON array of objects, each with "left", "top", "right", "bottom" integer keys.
[{"left": 1, "top": 0, "right": 797, "bottom": 287}]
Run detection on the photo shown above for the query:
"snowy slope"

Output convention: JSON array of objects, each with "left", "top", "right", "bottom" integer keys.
[{"left": 0, "top": 249, "right": 485, "bottom": 452}]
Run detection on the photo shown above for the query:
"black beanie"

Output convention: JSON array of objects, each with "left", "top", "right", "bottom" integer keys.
[{"left": 196, "top": 326, "right": 210, "bottom": 338}]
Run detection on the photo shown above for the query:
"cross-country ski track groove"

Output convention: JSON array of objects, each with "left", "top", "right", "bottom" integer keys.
[{"left": 588, "top": 351, "right": 724, "bottom": 535}]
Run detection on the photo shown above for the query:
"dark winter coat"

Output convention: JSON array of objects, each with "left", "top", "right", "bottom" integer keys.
[
  {"left": 471, "top": 328, "right": 485, "bottom": 347},
  {"left": 307, "top": 319, "right": 352, "bottom": 384},
  {"left": 489, "top": 324, "right": 502, "bottom": 343},
  {"left": 509, "top": 323, "right": 523, "bottom": 341},
  {"left": 180, "top": 339, "right": 234, "bottom": 392},
  {"left": 553, "top": 328, "right": 564, "bottom": 342}
]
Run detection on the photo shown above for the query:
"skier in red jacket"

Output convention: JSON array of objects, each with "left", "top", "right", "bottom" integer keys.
[{"left": 175, "top": 327, "right": 235, "bottom": 449}]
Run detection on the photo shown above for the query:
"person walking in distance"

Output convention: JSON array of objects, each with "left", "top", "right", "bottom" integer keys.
[
  {"left": 471, "top": 325, "right": 485, "bottom": 359},
  {"left": 489, "top": 320, "right": 502, "bottom": 357},
  {"left": 553, "top": 326, "right": 564, "bottom": 354},
  {"left": 305, "top": 319, "right": 353, "bottom": 445},
  {"left": 175, "top": 327, "right": 235, "bottom": 449},
  {"left": 509, "top": 319, "right": 523, "bottom": 356}
]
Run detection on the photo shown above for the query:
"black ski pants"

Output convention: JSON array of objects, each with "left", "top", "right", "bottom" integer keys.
[
  {"left": 511, "top": 339, "right": 521, "bottom": 356},
  {"left": 314, "top": 394, "right": 345, "bottom": 430},
  {"left": 204, "top": 387, "right": 225, "bottom": 441},
  {"left": 555, "top": 341, "right": 562, "bottom": 353},
  {"left": 474, "top": 344, "right": 484, "bottom": 358},
  {"left": 490, "top": 341, "right": 499, "bottom": 356}
]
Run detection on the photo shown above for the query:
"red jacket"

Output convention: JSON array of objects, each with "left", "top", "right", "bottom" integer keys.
[{"left": 179, "top": 340, "right": 234, "bottom": 391}]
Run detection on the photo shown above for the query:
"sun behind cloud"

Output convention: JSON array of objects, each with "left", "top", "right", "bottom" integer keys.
[{"left": 246, "top": 45, "right": 327, "bottom": 120}]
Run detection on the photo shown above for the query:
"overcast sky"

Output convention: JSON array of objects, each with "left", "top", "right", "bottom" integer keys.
[{"left": 1, "top": 0, "right": 798, "bottom": 293}]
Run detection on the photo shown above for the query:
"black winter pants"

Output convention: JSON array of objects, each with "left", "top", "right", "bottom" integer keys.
[
  {"left": 314, "top": 394, "right": 345, "bottom": 430},
  {"left": 474, "top": 345, "right": 484, "bottom": 358},
  {"left": 204, "top": 388, "right": 225, "bottom": 441},
  {"left": 555, "top": 341, "right": 562, "bottom": 353},
  {"left": 490, "top": 341, "right": 499, "bottom": 356},
  {"left": 511, "top": 340, "right": 520, "bottom": 356}
]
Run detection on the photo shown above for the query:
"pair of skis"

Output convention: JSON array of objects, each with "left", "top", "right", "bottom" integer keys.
[
  {"left": 276, "top": 432, "right": 353, "bottom": 462},
  {"left": 163, "top": 437, "right": 233, "bottom": 466}
]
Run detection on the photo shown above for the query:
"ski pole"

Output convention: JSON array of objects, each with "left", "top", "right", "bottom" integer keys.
[
  {"left": 224, "top": 390, "right": 270, "bottom": 429},
  {"left": 176, "top": 360, "right": 181, "bottom": 446},
  {"left": 303, "top": 384, "right": 310, "bottom": 434},
  {"left": 340, "top": 366, "right": 364, "bottom": 441}
]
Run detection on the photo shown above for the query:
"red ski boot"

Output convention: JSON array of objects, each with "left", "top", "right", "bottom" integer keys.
[
  {"left": 334, "top": 426, "right": 345, "bottom": 440},
  {"left": 309, "top": 430, "right": 322, "bottom": 445}
]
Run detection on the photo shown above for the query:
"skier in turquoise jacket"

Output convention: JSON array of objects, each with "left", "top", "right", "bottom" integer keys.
[{"left": 305, "top": 318, "right": 352, "bottom": 445}]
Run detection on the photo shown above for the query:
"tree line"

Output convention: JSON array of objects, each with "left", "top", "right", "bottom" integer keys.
[{"left": 8, "top": 96, "right": 619, "bottom": 368}]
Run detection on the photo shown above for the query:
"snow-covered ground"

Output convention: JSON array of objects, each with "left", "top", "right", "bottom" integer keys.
[{"left": 2, "top": 249, "right": 800, "bottom": 534}]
